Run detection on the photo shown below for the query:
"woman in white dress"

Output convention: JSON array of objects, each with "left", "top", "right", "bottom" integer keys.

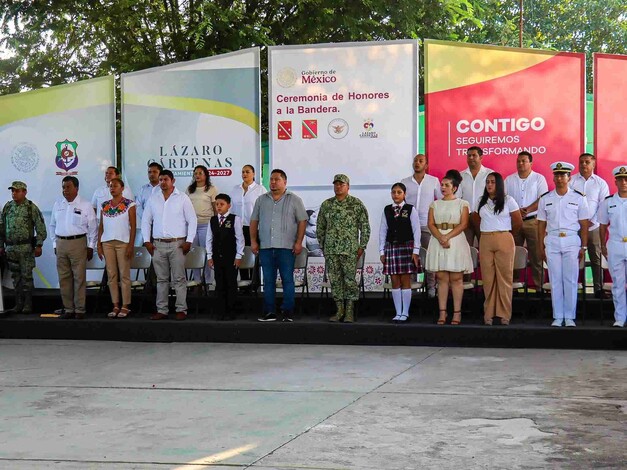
[{"left": 426, "top": 169, "right": 474, "bottom": 325}]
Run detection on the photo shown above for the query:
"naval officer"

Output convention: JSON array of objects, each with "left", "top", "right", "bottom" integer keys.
[
  {"left": 598, "top": 166, "right": 627, "bottom": 328},
  {"left": 537, "top": 162, "right": 589, "bottom": 327}
]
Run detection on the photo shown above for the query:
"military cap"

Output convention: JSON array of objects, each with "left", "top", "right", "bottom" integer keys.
[
  {"left": 333, "top": 174, "right": 350, "bottom": 184},
  {"left": 550, "top": 162, "right": 575, "bottom": 174},
  {"left": 612, "top": 166, "right": 627, "bottom": 178},
  {"left": 8, "top": 181, "right": 27, "bottom": 190}
]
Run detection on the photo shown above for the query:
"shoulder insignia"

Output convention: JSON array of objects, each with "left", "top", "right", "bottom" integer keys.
[
  {"left": 605, "top": 195, "right": 613, "bottom": 200},
  {"left": 540, "top": 191, "right": 550, "bottom": 198},
  {"left": 574, "top": 190, "right": 585, "bottom": 197}
]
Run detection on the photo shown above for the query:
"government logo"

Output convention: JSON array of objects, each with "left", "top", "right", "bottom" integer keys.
[
  {"left": 276, "top": 68, "right": 298, "bottom": 88},
  {"left": 328, "top": 119, "right": 348, "bottom": 139},
  {"left": 11, "top": 142, "right": 39, "bottom": 173}
]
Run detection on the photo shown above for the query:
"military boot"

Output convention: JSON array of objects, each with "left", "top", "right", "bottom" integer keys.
[
  {"left": 329, "top": 300, "right": 345, "bottom": 322},
  {"left": 22, "top": 290, "right": 33, "bottom": 314},
  {"left": 344, "top": 301, "right": 355, "bottom": 323}
]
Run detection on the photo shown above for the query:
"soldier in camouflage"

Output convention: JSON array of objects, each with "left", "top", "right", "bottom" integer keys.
[
  {"left": 0, "top": 181, "right": 47, "bottom": 314},
  {"left": 317, "top": 174, "right": 370, "bottom": 323}
]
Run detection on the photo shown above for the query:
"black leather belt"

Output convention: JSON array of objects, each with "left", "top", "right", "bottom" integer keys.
[
  {"left": 57, "top": 234, "right": 86, "bottom": 240},
  {"left": 523, "top": 215, "right": 537, "bottom": 221}
]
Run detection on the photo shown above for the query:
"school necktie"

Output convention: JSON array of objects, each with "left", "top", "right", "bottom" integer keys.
[
  {"left": 394, "top": 205, "right": 401, "bottom": 218},
  {"left": 219, "top": 215, "right": 225, "bottom": 226}
]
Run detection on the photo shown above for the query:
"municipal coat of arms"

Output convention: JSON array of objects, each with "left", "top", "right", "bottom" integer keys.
[{"left": 55, "top": 139, "right": 79, "bottom": 171}]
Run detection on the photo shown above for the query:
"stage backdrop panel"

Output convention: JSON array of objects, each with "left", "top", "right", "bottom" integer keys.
[
  {"left": 594, "top": 53, "right": 627, "bottom": 184},
  {"left": 122, "top": 48, "right": 261, "bottom": 200},
  {"left": 269, "top": 40, "right": 419, "bottom": 187},
  {"left": 425, "top": 40, "right": 585, "bottom": 183},
  {"left": 0, "top": 76, "right": 116, "bottom": 288}
]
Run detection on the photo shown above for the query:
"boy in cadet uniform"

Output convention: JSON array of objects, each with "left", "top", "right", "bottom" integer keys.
[
  {"left": 0, "top": 181, "right": 47, "bottom": 315},
  {"left": 598, "top": 165, "right": 627, "bottom": 327},
  {"left": 537, "top": 162, "right": 589, "bottom": 327},
  {"left": 206, "top": 194, "right": 244, "bottom": 320}
]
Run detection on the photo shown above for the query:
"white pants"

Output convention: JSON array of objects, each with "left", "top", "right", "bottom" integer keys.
[
  {"left": 607, "top": 240, "right": 627, "bottom": 325},
  {"left": 545, "top": 234, "right": 580, "bottom": 320}
]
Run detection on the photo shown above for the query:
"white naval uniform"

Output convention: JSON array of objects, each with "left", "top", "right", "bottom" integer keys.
[
  {"left": 598, "top": 194, "right": 627, "bottom": 326},
  {"left": 537, "top": 188, "right": 589, "bottom": 320}
]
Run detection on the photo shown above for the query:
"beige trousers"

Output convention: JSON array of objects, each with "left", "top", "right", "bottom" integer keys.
[
  {"left": 102, "top": 240, "right": 131, "bottom": 305},
  {"left": 56, "top": 237, "right": 87, "bottom": 314},
  {"left": 480, "top": 232, "right": 515, "bottom": 322}
]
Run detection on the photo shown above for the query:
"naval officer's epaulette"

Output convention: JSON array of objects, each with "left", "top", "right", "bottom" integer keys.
[
  {"left": 605, "top": 194, "right": 613, "bottom": 200},
  {"left": 540, "top": 191, "right": 550, "bottom": 198},
  {"left": 573, "top": 190, "right": 585, "bottom": 197}
]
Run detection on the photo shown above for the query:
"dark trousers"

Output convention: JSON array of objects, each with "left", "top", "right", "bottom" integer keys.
[{"left": 214, "top": 259, "right": 238, "bottom": 317}]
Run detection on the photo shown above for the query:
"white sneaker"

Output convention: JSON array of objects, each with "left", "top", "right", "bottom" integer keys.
[
  {"left": 551, "top": 319, "right": 563, "bottom": 327},
  {"left": 613, "top": 321, "right": 625, "bottom": 327},
  {"left": 427, "top": 288, "right": 436, "bottom": 299},
  {"left": 565, "top": 319, "right": 576, "bottom": 327}
]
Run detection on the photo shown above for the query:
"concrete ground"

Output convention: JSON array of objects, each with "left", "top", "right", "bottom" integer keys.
[{"left": 0, "top": 340, "right": 625, "bottom": 470}]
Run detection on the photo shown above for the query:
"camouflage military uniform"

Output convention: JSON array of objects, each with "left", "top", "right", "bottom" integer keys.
[
  {"left": 0, "top": 198, "right": 47, "bottom": 313},
  {"left": 317, "top": 193, "right": 370, "bottom": 321}
]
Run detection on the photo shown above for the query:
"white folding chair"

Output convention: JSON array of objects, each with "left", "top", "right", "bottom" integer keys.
[
  {"left": 237, "top": 246, "right": 257, "bottom": 292},
  {"left": 184, "top": 246, "right": 207, "bottom": 315},
  {"left": 130, "top": 246, "right": 152, "bottom": 313}
]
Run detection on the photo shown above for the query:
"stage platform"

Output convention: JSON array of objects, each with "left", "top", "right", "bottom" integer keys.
[{"left": 1, "top": 289, "right": 625, "bottom": 350}]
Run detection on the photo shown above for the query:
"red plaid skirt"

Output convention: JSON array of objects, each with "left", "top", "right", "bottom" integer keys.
[{"left": 383, "top": 241, "right": 418, "bottom": 275}]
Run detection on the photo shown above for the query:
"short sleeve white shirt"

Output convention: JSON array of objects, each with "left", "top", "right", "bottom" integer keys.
[
  {"left": 568, "top": 173, "right": 610, "bottom": 230},
  {"left": 478, "top": 195, "right": 520, "bottom": 232},
  {"left": 459, "top": 166, "right": 494, "bottom": 212},
  {"left": 504, "top": 171, "right": 548, "bottom": 218},
  {"left": 100, "top": 198, "right": 136, "bottom": 244}
]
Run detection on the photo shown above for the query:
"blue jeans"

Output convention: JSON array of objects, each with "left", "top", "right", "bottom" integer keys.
[{"left": 259, "top": 248, "right": 295, "bottom": 313}]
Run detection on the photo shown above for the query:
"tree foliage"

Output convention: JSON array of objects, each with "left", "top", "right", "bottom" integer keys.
[
  {"left": 0, "top": 0, "right": 624, "bottom": 124},
  {"left": 0, "top": 0, "right": 481, "bottom": 93}
]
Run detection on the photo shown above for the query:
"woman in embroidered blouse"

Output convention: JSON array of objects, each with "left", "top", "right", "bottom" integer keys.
[{"left": 97, "top": 177, "right": 137, "bottom": 318}]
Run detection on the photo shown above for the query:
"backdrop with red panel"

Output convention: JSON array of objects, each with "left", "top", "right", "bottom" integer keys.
[
  {"left": 425, "top": 40, "right": 586, "bottom": 185},
  {"left": 594, "top": 53, "right": 627, "bottom": 185}
]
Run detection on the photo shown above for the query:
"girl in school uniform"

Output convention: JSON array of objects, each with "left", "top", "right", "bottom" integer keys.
[{"left": 379, "top": 182, "right": 421, "bottom": 322}]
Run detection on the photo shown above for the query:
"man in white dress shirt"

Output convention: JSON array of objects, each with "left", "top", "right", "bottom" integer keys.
[
  {"left": 459, "top": 146, "right": 493, "bottom": 247},
  {"left": 91, "top": 166, "right": 134, "bottom": 219},
  {"left": 50, "top": 176, "right": 98, "bottom": 319},
  {"left": 400, "top": 153, "right": 441, "bottom": 297},
  {"left": 135, "top": 162, "right": 162, "bottom": 244},
  {"left": 537, "top": 162, "right": 589, "bottom": 327},
  {"left": 599, "top": 165, "right": 627, "bottom": 327},
  {"left": 568, "top": 153, "right": 610, "bottom": 297},
  {"left": 505, "top": 151, "right": 549, "bottom": 288},
  {"left": 136, "top": 162, "right": 162, "bottom": 217},
  {"left": 142, "top": 170, "right": 197, "bottom": 321}
]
